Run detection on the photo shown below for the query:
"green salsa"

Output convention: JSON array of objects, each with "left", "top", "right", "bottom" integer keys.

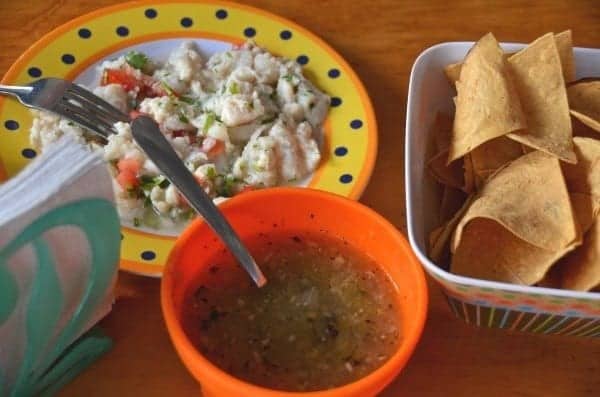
[{"left": 182, "top": 232, "right": 401, "bottom": 392}]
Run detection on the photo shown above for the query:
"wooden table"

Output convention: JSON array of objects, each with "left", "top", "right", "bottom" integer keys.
[{"left": 2, "top": 0, "right": 599, "bottom": 395}]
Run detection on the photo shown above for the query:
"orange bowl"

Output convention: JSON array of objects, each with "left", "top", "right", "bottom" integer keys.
[{"left": 161, "top": 188, "right": 428, "bottom": 396}]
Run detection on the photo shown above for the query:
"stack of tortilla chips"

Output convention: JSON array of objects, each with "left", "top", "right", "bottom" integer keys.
[{"left": 427, "top": 31, "right": 600, "bottom": 292}]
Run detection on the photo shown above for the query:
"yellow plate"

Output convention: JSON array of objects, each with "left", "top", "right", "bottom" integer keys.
[{"left": 0, "top": 0, "right": 377, "bottom": 276}]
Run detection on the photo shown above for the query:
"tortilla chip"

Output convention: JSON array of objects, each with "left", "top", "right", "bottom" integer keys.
[
  {"left": 452, "top": 218, "right": 573, "bottom": 285},
  {"left": 447, "top": 31, "right": 573, "bottom": 83},
  {"left": 472, "top": 170, "right": 496, "bottom": 190},
  {"left": 507, "top": 33, "right": 576, "bottom": 163},
  {"left": 559, "top": 217, "right": 600, "bottom": 291},
  {"left": 429, "top": 226, "right": 444, "bottom": 252},
  {"left": 429, "top": 195, "right": 474, "bottom": 265},
  {"left": 554, "top": 30, "right": 576, "bottom": 83},
  {"left": 432, "top": 112, "right": 454, "bottom": 152},
  {"left": 448, "top": 33, "right": 527, "bottom": 163},
  {"left": 572, "top": 113, "right": 599, "bottom": 138},
  {"left": 567, "top": 79, "right": 600, "bottom": 132},
  {"left": 463, "top": 153, "right": 475, "bottom": 193},
  {"left": 470, "top": 137, "right": 524, "bottom": 171},
  {"left": 428, "top": 150, "right": 464, "bottom": 189},
  {"left": 527, "top": 193, "right": 598, "bottom": 290},
  {"left": 440, "top": 186, "right": 468, "bottom": 224},
  {"left": 561, "top": 137, "right": 600, "bottom": 198},
  {"left": 570, "top": 193, "right": 600, "bottom": 233},
  {"left": 445, "top": 31, "right": 573, "bottom": 86},
  {"left": 453, "top": 151, "right": 579, "bottom": 252},
  {"left": 470, "top": 136, "right": 524, "bottom": 188},
  {"left": 444, "top": 62, "right": 462, "bottom": 85}
]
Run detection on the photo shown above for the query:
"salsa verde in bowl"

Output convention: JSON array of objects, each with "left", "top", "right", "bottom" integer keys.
[{"left": 161, "top": 188, "right": 427, "bottom": 396}]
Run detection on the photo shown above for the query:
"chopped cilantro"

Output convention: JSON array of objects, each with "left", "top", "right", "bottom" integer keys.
[
  {"left": 203, "top": 112, "right": 216, "bottom": 132},
  {"left": 133, "top": 217, "right": 141, "bottom": 227},
  {"left": 282, "top": 74, "right": 294, "bottom": 82},
  {"left": 219, "top": 175, "right": 239, "bottom": 197},
  {"left": 160, "top": 81, "right": 177, "bottom": 98},
  {"left": 140, "top": 175, "right": 154, "bottom": 185},
  {"left": 158, "top": 178, "right": 170, "bottom": 189},
  {"left": 140, "top": 175, "right": 170, "bottom": 191},
  {"left": 179, "top": 96, "right": 196, "bottom": 104},
  {"left": 178, "top": 113, "right": 189, "bottom": 123},
  {"left": 229, "top": 81, "right": 240, "bottom": 94},
  {"left": 125, "top": 51, "right": 149, "bottom": 70},
  {"left": 206, "top": 167, "right": 217, "bottom": 179}
]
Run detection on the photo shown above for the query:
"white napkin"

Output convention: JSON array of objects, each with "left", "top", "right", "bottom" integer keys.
[{"left": 0, "top": 136, "right": 120, "bottom": 396}]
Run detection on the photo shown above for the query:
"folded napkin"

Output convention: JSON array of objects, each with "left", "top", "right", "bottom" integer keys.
[{"left": 0, "top": 136, "right": 121, "bottom": 396}]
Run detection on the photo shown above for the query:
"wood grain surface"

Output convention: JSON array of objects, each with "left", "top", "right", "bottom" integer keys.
[{"left": 1, "top": 0, "right": 599, "bottom": 396}]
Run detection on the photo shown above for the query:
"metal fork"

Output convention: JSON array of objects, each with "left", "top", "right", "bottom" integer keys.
[
  {"left": 0, "top": 78, "right": 266, "bottom": 287},
  {"left": 0, "top": 78, "right": 130, "bottom": 137}
]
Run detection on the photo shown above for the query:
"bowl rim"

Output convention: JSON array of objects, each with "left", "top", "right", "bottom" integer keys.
[
  {"left": 161, "top": 187, "right": 428, "bottom": 396},
  {"left": 404, "top": 41, "right": 600, "bottom": 300}
]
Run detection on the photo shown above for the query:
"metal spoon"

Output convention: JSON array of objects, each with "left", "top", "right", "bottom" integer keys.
[{"left": 131, "top": 116, "right": 266, "bottom": 287}]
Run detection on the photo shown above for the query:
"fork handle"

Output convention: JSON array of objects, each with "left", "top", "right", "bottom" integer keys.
[
  {"left": 0, "top": 84, "right": 33, "bottom": 98},
  {"left": 130, "top": 116, "right": 267, "bottom": 287}
]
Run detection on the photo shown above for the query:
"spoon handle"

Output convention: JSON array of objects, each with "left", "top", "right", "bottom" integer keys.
[{"left": 131, "top": 116, "right": 266, "bottom": 287}]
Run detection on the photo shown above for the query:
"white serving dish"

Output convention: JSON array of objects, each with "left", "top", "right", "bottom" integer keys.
[{"left": 405, "top": 41, "right": 600, "bottom": 336}]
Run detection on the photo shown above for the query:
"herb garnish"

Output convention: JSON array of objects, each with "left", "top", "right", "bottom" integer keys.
[{"left": 125, "top": 51, "right": 149, "bottom": 70}]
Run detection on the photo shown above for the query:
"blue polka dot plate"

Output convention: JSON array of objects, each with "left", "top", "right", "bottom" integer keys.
[{"left": 0, "top": 0, "right": 377, "bottom": 276}]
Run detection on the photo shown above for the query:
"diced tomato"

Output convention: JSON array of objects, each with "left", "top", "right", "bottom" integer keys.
[
  {"left": 102, "top": 67, "right": 169, "bottom": 102},
  {"left": 116, "top": 170, "right": 138, "bottom": 190},
  {"left": 117, "top": 158, "right": 141, "bottom": 174},
  {"left": 102, "top": 69, "right": 141, "bottom": 92},
  {"left": 201, "top": 137, "right": 225, "bottom": 158},
  {"left": 116, "top": 158, "right": 141, "bottom": 189}
]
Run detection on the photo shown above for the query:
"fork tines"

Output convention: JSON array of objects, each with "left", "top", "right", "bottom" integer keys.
[{"left": 59, "top": 83, "right": 129, "bottom": 138}]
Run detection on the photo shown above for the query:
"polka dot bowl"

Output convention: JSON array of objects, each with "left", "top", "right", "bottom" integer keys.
[{"left": 0, "top": 1, "right": 377, "bottom": 276}]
